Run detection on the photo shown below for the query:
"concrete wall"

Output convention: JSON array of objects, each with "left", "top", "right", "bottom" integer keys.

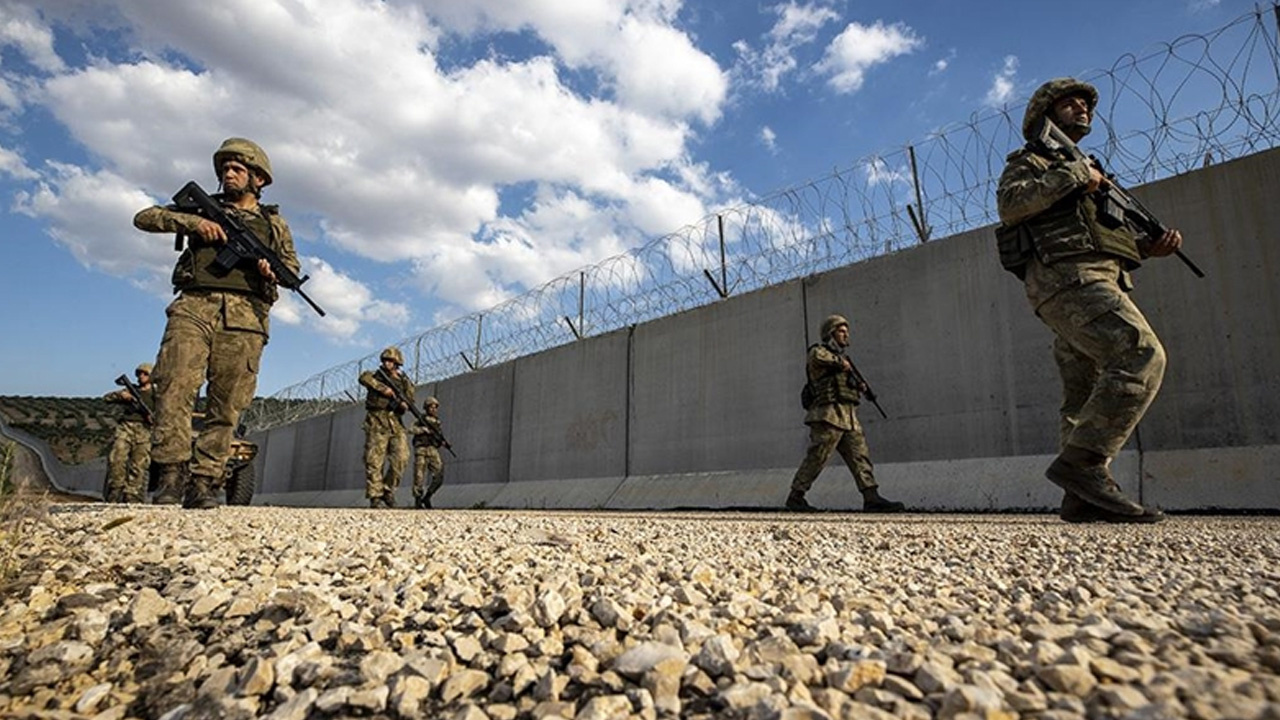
[{"left": 82, "top": 148, "right": 1280, "bottom": 511}]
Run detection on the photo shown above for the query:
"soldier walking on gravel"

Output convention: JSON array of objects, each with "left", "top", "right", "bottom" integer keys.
[
  {"left": 996, "top": 78, "right": 1182, "bottom": 523},
  {"left": 786, "top": 314, "right": 905, "bottom": 513},
  {"left": 133, "top": 138, "right": 300, "bottom": 509},
  {"left": 102, "top": 363, "right": 154, "bottom": 503},
  {"left": 360, "top": 347, "right": 414, "bottom": 508},
  {"left": 410, "top": 397, "right": 449, "bottom": 509}
]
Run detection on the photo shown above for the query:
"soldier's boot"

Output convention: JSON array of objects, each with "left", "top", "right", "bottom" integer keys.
[
  {"left": 383, "top": 491, "right": 397, "bottom": 509},
  {"left": 369, "top": 497, "right": 387, "bottom": 509},
  {"left": 1046, "top": 447, "right": 1145, "bottom": 517},
  {"left": 421, "top": 493, "right": 433, "bottom": 509},
  {"left": 1060, "top": 490, "right": 1165, "bottom": 524},
  {"left": 785, "top": 489, "right": 817, "bottom": 512},
  {"left": 183, "top": 474, "right": 219, "bottom": 510},
  {"left": 861, "top": 487, "right": 906, "bottom": 513},
  {"left": 152, "top": 463, "right": 186, "bottom": 505}
]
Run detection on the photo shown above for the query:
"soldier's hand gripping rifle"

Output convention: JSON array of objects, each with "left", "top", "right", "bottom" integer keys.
[
  {"left": 844, "top": 355, "right": 888, "bottom": 419},
  {"left": 114, "top": 374, "right": 155, "bottom": 426},
  {"left": 1038, "top": 118, "right": 1205, "bottom": 278},
  {"left": 171, "top": 181, "right": 328, "bottom": 315},
  {"left": 374, "top": 368, "right": 457, "bottom": 457}
]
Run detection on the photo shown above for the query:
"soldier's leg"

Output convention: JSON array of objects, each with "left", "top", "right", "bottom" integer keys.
[
  {"left": 834, "top": 417, "right": 876, "bottom": 492},
  {"left": 412, "top": 446, "right": 428, "bottom": 499},
  {"left": 426, "top": 450, "right": 444, "bottom": 499},
  {"left": 104, "top": 430, "right": 130, "bottom": 502},
  {"left": 1052, "top": 336, "right": 1101, "bottom": 453},
  {"left": 1037, "top": 281, "right": 1165, "bottom": 518},
  {"left": 1040, "top": 283, "right": 1166, "bottom": 460},
  {"left": 194, "top": 328, "right": 265, "bottom": 480},
  {"left": 383, "top": 428, "right": 409, "bottom": 505},
  {"left": 122, "top": 424, "right": 151, "bottom": 503},
  {"left": 151, "top": 304, "right": 214, "bottom": 466},
  {"left": 788, "top": 423, "right": 841, "bottom": 509},
  {"left": 364, "top": 415, "right": 389, "bottom": 501}
]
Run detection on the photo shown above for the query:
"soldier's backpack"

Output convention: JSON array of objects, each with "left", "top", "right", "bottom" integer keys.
[{"left": 800, "top": 381, "right": 815, "bottom": 410}]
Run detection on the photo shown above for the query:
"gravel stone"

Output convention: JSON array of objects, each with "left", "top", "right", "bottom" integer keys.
[{"left": 2, "top": 508, "right": 1278, "bottom": 720}]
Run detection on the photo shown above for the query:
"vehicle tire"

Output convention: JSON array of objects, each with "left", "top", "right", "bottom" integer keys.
[{"left": 226, "top": 462, "right": 256, "bottom": 506}]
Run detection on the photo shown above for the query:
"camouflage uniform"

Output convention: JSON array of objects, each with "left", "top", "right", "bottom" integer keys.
[
  {"left": 359, "top": 350, "right": 414, "bottom": 506},
  {"left": 102, "top": 367, "right": 154, "bottom": 503},
  {"left": 996, "top": 79, "right": 1166, "bottom": 459},
  {"left": 134, "top": 138, "right": 299, "bottom": 507},
  {"left": 996, "top": 79, "right": 1167, "bottom": 521},
  {"left": 411, "top": 398, "right": 446, "bottom": 508},
  {"left": 790, "top": 332, "right": 878, "bottom": 496}
]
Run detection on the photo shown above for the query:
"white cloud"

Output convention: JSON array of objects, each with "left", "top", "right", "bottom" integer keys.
[
  {"left": 760, "top": 126, "right": 778, "bottom": 153},
  {"left": 863, "top": 156, "right": 908, "bottom": 186},
  {"left": 2, "top": 0, "right": 736, "bottom": 337},
  {"left": 0, "top": 144, "right": 38, "bottom": 180},
  {"left": 815, "top": 20, "right": 922, "bottom": 94},
  {"left": 0, "top": 4, "right": 66, "bottom": 73},
  {"left": 734, "top": 1, "right": 841, "bottom": 92},
  {"left": 984, "top": 55, "right": 1018, "bottom": 107}
]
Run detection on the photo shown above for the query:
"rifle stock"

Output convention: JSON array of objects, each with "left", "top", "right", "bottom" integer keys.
[
  {"left": 1038, "top": 119, "right": 1205, "bottom": 278},
  {"left": 171, "top": 181, "right": 328, "bottom": 315}
]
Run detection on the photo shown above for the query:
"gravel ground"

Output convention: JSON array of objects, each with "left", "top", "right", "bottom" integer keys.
[{"left": 2, "top": 505, "right": 1279, "bottom": 720}]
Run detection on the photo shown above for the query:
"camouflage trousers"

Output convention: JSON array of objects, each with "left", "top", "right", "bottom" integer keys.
[
  {"left": 1035, "top": 278, "right": 1166, "bottom": 458},
  {"left": 364, "top": 411, "right": 408, "bottom": 499},
  {"left": 790, "top": 419, "right": 877, "bottom": 494},
  {"left": 413, "top": 445, "right": 444, "bottom": 500},
  {"left": 105, "top": 421, "right": 151, "bottom": 503},
  {"left": 151, "top": 292, "right": 266, "bottom": 479}
]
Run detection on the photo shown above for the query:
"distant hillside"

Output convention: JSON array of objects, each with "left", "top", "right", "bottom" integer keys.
[{"left": 0, "top": 396, "right": 118, "bottom": 465}]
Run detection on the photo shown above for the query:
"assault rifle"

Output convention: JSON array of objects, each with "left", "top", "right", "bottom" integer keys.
[
  {"left": 374, "top": 367, "right": 457, "bottom": 457},
  {"left": 844, "top": 354, "right": 888, "bottom": 419},
  {"left": 1038, "top": 119, "right": 1205, "bottom": 278},
  {"left": 419, "top": 422, "right": 457, "bottom": 458},
  {"left": 113, "top": 374, "right": 154, "bottom": 426},
  {"left": 171, "top": 181, "right": 328, "bottom": 315}
]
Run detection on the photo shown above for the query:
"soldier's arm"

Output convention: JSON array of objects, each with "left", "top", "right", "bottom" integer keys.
[
  {"left": 271, "top": 216, "right": 302, "bottom": 276},
  {"left": 103, "top": 389, "right": 128, "bottom": 403},
  {"left": 133, "top": 205, "right": 204, "bottom": 235},
  {"left": 809, "top": 346, "right": 845, "bottom": 370},
  {"left": 996, "top": 153, "right": 1093, "bottom": 226}
]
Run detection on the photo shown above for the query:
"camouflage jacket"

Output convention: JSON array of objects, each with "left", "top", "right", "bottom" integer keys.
[
  {"left": 104, "top": 385, "right": 154, "bottom": 425},
  {"left": 359, "top": 369, "right": 415, "bottom": 415},
  {"left": 803, "top": 342, "right": 860, "bottom": 431},
  {"left": 134, "top": 200, "right": 299, "bottom": 310},
  {"left": 411, "top": 415, "right": 445, "bottom": 449}
]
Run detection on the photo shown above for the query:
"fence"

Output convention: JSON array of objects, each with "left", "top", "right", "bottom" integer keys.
[{"left": 243, "top": 5, "right": 1280, "bottom": 431}]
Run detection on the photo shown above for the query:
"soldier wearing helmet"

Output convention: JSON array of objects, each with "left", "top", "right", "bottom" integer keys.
[
  {"left": 410, "top": 396, "right": 449, "bottom": 509},
  {"left": 786, "top": 314, "right": 904, "bottom": 513},
  {"left": 996, "top": 78, "right": 1184, "bottom": 524},
  {"left": 101, "top": 362, "right": 155, "bottom": 503},
  {"left": 133, "top": 137, "right": 300, "bottom": 509},
  {"left": 358, "top": 346, "right": 416, "bottom": 508}
]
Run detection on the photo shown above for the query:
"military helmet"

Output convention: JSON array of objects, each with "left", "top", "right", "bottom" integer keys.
[
  {"left": 423, "top": 396, "right": 439, "bottom": 409},
  {"left": 135, "top": 362, "right": 153, "bottom": 376},
  {"left": 213, "top": 137, "right": 273, "bottom": 187},
  {"left": 380, "top": 346, "right": 405, "bottom": 366},
  {"left": 1022, "top": 78, "right": 1098, "bottom": 142},
  {"left": 820, "top": 314, "right": 849, "bottom": 340}
]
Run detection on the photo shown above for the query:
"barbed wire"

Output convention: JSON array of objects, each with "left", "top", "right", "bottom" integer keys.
[{"left": 243, "top": 5, "right": 1280, "bottom": 431}]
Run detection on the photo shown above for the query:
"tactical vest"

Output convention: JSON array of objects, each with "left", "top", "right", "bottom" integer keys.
[
  {"left": 997, "top": 151, "right": 1142, "bottom": 276},
  {"left": 808, "top": 362, "right": 861, "bottom": 408},
  {"left": 118, "top": 387, "right": 154, "bottom": 424},
  {"left": 365, "top": 372, "right": 413, "bottom": 413},
  {"left": 172, "top": 207, "right": 278, "bottom": 298},
  {"left": 413, "top": 417, "right": 443, "bottom": 448}
]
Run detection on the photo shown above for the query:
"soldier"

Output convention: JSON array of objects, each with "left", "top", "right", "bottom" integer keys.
[
  {"left": 102, "top": 363, "right": 154, "bottom": 503},
  {"left": 359, "top": 347, "right": 414, "bottom": 508},
  {"left": 410, "top": 396, "right": 450, "bottom": 509},
  {"left": 996, "top": 78, "right": 1182, "bottom": 523},
  {"left": 134, "top": 138, "right": 299, "bottom": 509},
  {"left": 786, "top": 314, "right": 905, "bottom": 513}
]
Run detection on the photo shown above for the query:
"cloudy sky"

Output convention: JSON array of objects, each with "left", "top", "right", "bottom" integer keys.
[{"left": 0, "top": 0, "right": 1247, "bottom": 397}]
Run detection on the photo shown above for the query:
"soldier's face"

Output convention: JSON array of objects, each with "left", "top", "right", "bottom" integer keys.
[
  {"left": 136, "top": 371, "right": 150, "bottom": 385},
  {"left": 1052, "top": 95, "right": 1091, "bottom": 128},
  {"left": 832, "top": 325, "right": 850, "bottom": 347},
  {"left": 382, "top": 359, "right": 399, "bottom": 373},
  {"left": 426, "top": 404, "right": 439, "bottom": 417},
  {"left": 220, "top": 160, "right": 261, "bottom": 195}
]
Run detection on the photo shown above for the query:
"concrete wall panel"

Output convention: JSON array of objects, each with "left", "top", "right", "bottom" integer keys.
[
  {"left": 510, "top": 329, "right": 630, "bottom": 482},
  {"left": 434, "top": 363, "right": 515, "bottom": 487},
  {"left": 629, "top": 280, "right": 808, "bottom": 475}
]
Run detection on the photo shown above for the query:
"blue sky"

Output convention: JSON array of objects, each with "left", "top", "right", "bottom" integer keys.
[{"left": 0, "top": 0, "right": 1255, "bottom": 397}]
